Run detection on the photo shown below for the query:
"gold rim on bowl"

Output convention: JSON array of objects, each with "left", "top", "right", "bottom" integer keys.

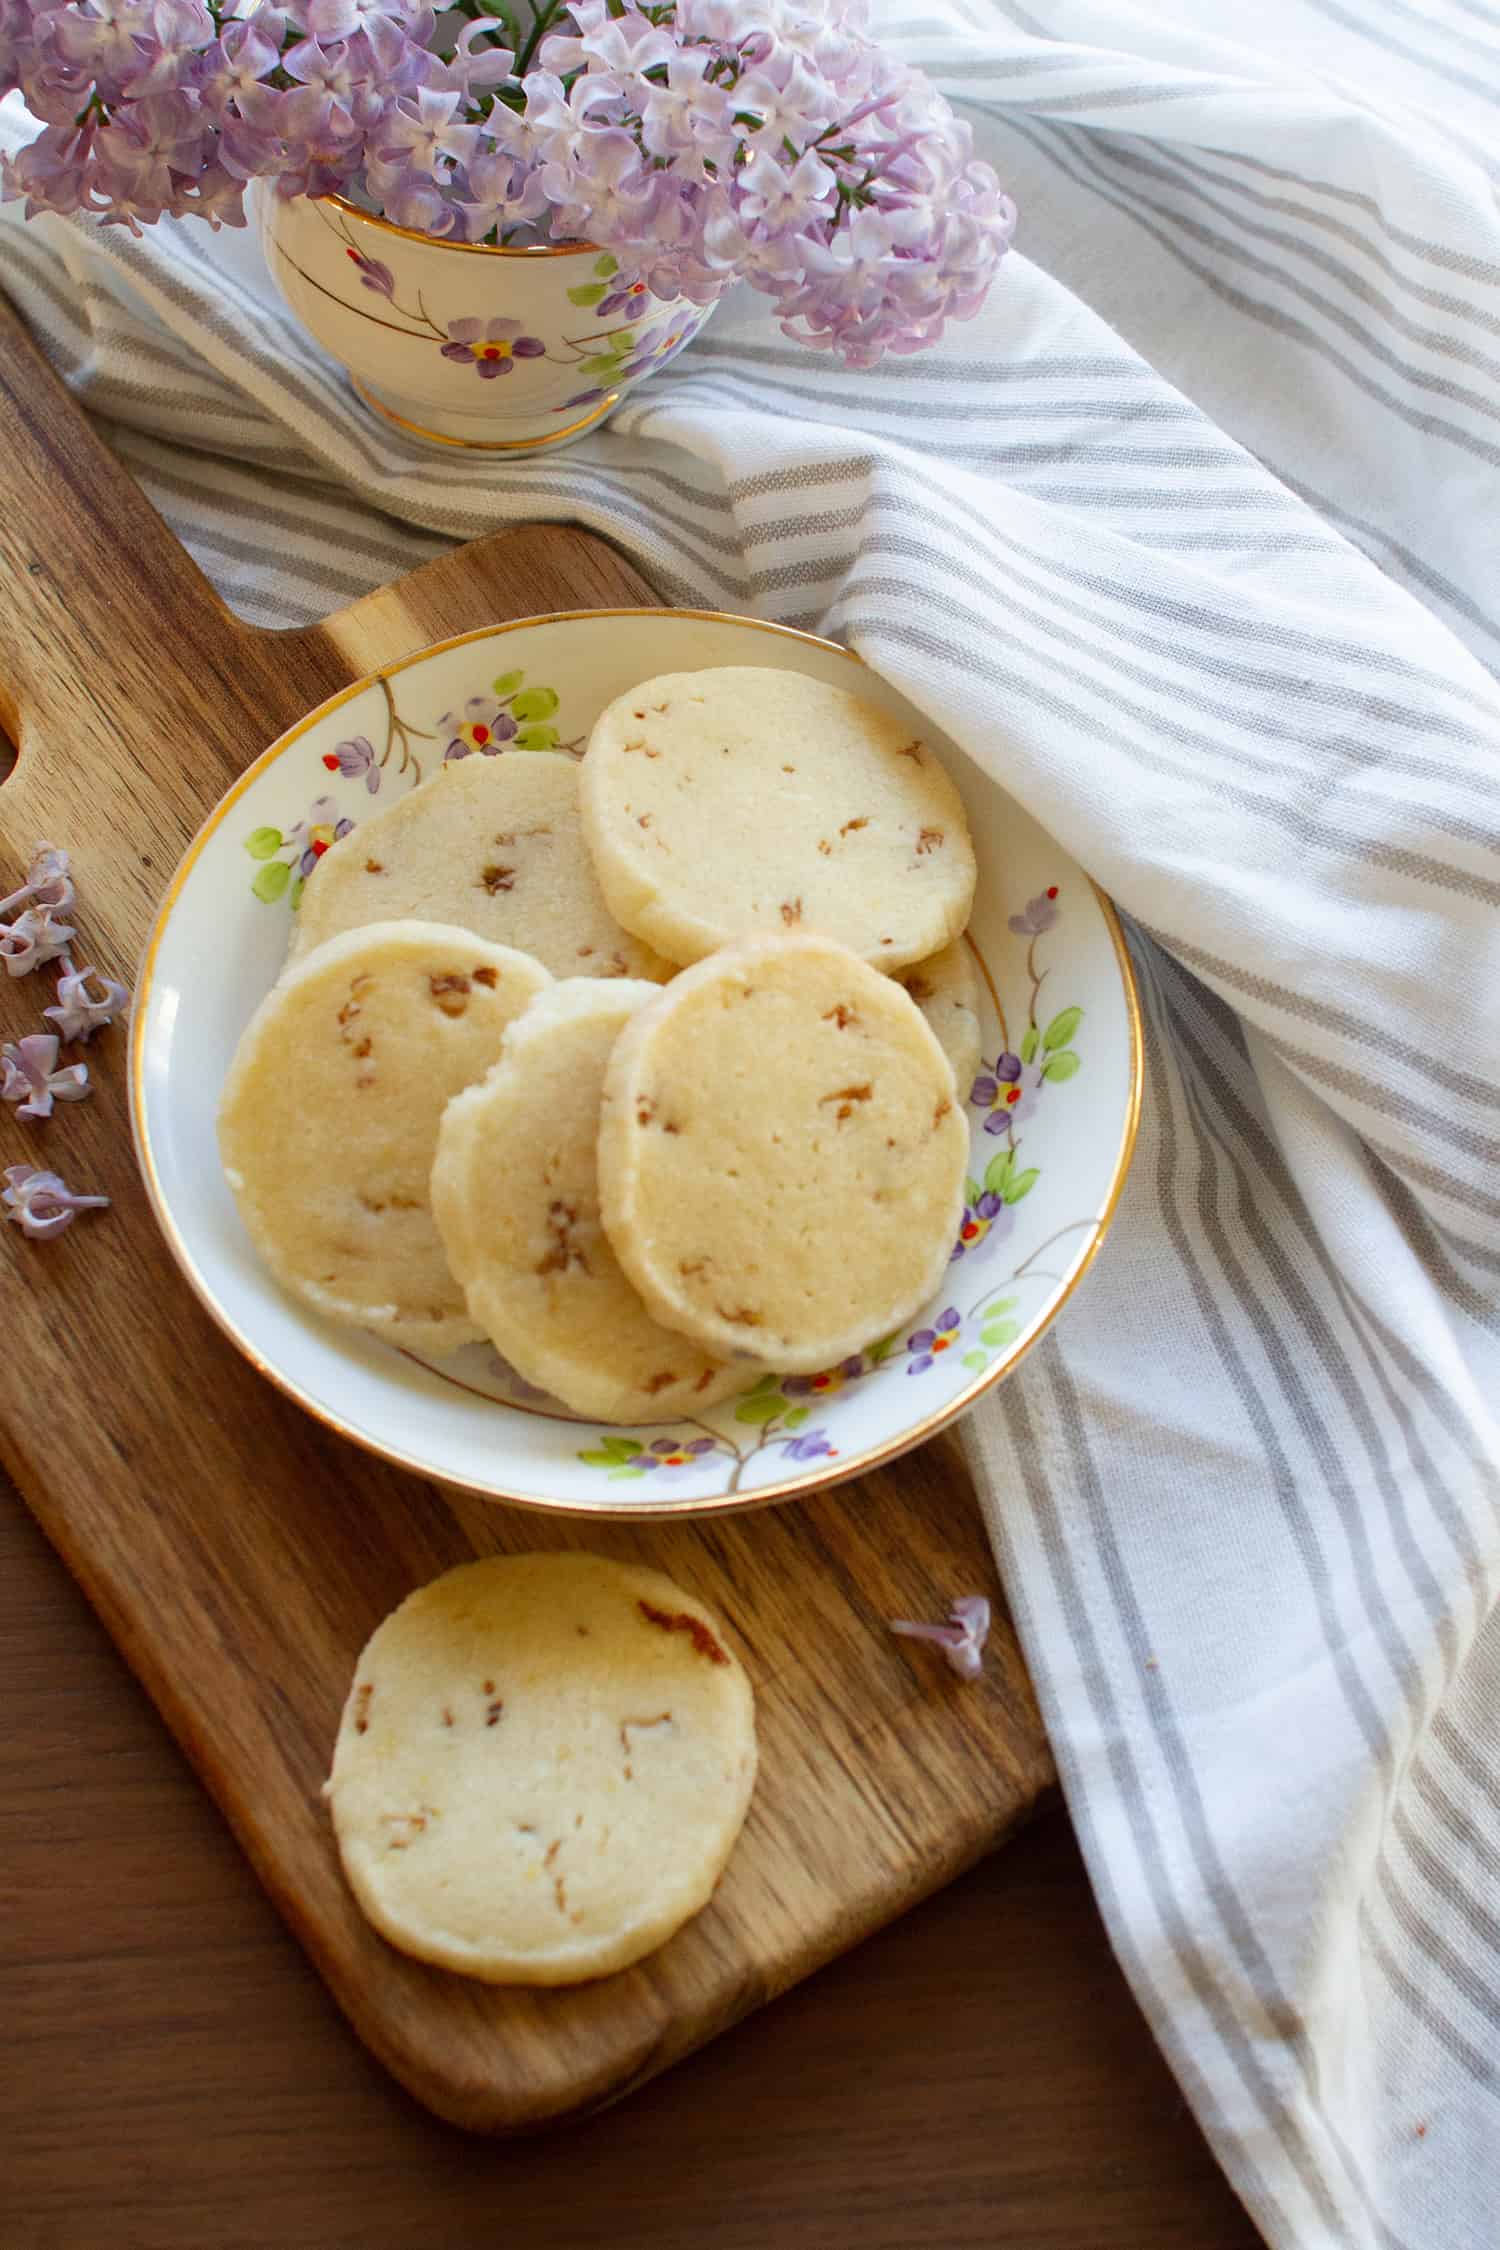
[
  {"left": 320, "top": 191, "right": 598, "bottom": 257},
  {"left": 130, "top": 609, "right": 1145, "bottom": 1520}
]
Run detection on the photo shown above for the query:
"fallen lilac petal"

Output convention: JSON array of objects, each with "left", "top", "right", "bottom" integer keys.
[
  {"left": 0, "top": 1033, "right": 91, "bottom": 1119},
  {"left": 889, "top": 1595, "right": 992, "bottom": 1680},
  {"left": 25, "top": 842, "right": 74, "bottom": 914},
  {"left": 2, "top": 1164, "right": 110, "bottom": 1239},
  {"left": 44, "top": 957, "right": 130, "bottom": 1044},
  {"left": 0, "top": 904, "right": 76, "bottom": 976}
]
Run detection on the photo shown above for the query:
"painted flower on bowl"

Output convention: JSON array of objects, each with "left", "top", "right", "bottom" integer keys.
[
  {"left": 441, "top": 317, "right": 547, "bottom": 378},
  {"left": 344, "top": 247, "right": 395, "bottom": 300},
  {"left": 627, "top": 1436, "right": 720, "bottom": 1471},
  {"left": 972, "top": 1051, "right": 1041, "bottom": 1135},
  {"left": 1009, "top": 886, "right": 1061, "bottom": 938},
  {"left": 907, "top": 1307, "right": 963, "bottom": 1374},
  {"left": 441, "top": 695, "right": 519, "bottom": 760},
  {"left": 322, "top": 736, "right": 380, "bottom": 793}
]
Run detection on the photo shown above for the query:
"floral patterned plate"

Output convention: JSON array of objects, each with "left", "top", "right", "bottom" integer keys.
[{"left": 131, "top": 611, "right": 1142, "bottom": 1519}]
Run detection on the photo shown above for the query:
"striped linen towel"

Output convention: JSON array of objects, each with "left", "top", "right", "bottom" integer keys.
[{"left": 4, "top": 2, "right": 1498, "bottom": 2241}]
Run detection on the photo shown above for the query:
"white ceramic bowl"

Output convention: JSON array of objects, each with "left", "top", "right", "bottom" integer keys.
[
  {"left": 131, "top": 611, "right": 1141, "bottom": 1518},
  {"left": 255, "top": 188, "right": 711, "bottom": 452}
]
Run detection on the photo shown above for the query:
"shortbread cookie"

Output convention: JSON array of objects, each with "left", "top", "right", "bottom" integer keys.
[
  {"left": 292, "top": 751, "right": 671, "bottom": 983},
  {"left": 326, "top": 1552, "right": 757, "bottom": 1985},
  {"left": 597, "top": 935, "right": 969, "bottom": 1372},
  {"left": 893, "top": 938, "right": 983, "bottom": 1096},
  {"left": 581, "top": 668, "right": 976, "bottom": 970},
  {"left": 432, "top": 981, "right": 740, "bottom": 1423},
  {"left": 219, "top": 922, "right": 549, "bottom": 1355}
]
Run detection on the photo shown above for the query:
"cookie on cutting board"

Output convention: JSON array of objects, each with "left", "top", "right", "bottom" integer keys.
[
  {"left": 218, "top": 921, "right": 549, "bottom": 1355},
  {"left": 292, "top": 750, "right": 672, "bottom": 983},
  {"left": 325, "top": 1552, "right": 758, "bottom": 1985},
  {"left": 580, "top": 667, "right": 976, "bottom": 970},
  {"left": 432, "top": 979, "right": 741, "bottom": 1424},
  {"left": 596, "top": 933, "right": 969, "bottom": 1373}
]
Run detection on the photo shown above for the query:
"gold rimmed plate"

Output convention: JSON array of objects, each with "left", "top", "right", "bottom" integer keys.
[{"left": 130, "top": 610, "right": 1142, "bottom": 1517}]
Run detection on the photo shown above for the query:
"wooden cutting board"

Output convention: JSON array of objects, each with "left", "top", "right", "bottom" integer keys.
[{"left": 0, "top": 291, "right": 1054, "bottom": 2132}]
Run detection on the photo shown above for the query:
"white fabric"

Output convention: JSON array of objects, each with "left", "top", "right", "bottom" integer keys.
[{"left": 5, "top": 6, "right": 1498, "bottom": 2240}]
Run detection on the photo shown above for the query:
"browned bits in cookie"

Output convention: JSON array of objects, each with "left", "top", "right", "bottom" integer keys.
[
  {"left": 352, "top": 1682, "right": 373, "bottom": 1734},
  {"left": 472, "top": 965, "right": 498, "bottom": 989},
  {"left": 679, "top": 1256, "right": 710, "bottom": 1278},
  {"left": 603, "top": 951, "right": 630, "bottom": 977},
  {"left": 879, "top": 936, "right": 895, "bottom": 947},
  {"left": 782, "top": 764, "right": 796, "bottom": 774},
  {"left": 823, "top": 1002, "right": 857, "bottom": 1030},
  {"left": 623, "top": 737, "right": 660, "bottom": 757},
  {"left": 479, "top": 864, "right": 516, "bottom": 895},
  {"left": 817, "top": 839, "right": 832, "bottom": 856},
  {"left": 619, "top": 1710, "right": 674, "bottom": 1779},
  {"left": 839, "top": 817, "right": 869, "bottom": 837},
  {"left": 364, "top": 859, "right": 384, "bottom": 874},
  {"left": 337, "top": 973, "right": 373, "bottom": 1036},
  {"left": 902, "top": 974, "right": 933, "bottom": 1002},
  {"left": 933, "top": 1096, "right": 953, "bottom": 1127},
  {"left": 916, "top": 827, "right": 944, "bottom": 855},
  {"left": 352, "top": 1036, "right": 372, "bottom": 1058},
  {"left": 429, "top": 971, "right": 472, "bottom": 1018},
  {"left": 357, "top": 1193, "right": 387, "bottom": 1215},
  {"left": 821, "top": 1082, "right": 873, "bottom": 1122},
  {"left": 485, "top": 1696, "right": 504, "bottom": 1726},
  {"left": 544, "top": 1838, "right": 560, "bottom": 1867},
  {"left": 636, "top": 1095, "right": 656, "bottom": 1125},
  {"left": 714, "top": 1302, "right": 763, "bottom": 1329},
  {"left": 643, "top": 1371, "right": 678, "bottom": 1395},
  {"left": 898, "top": 740, "right": 924, "bottom": 760},
  {"left": 535, "top": 1199, "right": 589, "bottom": 1278},
  {"left": 577, "top": 945, "right": 595, "bottom": 958},
  {"left": 442, "top": 1706, "right": 455, "bottom": 1727},
  {"left": 780, "top": 898, "right": 803, "bottom": 925},
  {"left": 381, "top": 1806, "right": 434, "bottom": 1849},
  {"left": 355, "top": 1072, "right": 376, "bottom": 1090},
  {"left": 638, "top": 1601, "right": 729, "bottom": 1665},
  {"left": 694, "top": 1366, "right": 716, "bottom": 1393},
  {"left": 637, "top": 813, "right": 653, "bottom": 829},
  {"left": 482, "top": 1679, "right": 495, "bottom": 1693}
]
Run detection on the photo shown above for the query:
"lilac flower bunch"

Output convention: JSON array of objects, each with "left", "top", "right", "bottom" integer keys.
[{"left": 0, "top": 0, "right": 1015, "bottom": 364}]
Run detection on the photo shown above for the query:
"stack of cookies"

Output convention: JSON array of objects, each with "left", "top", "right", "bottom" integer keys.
[{"left": 219, "top": 665, "right": 982, "bottom": 1421}]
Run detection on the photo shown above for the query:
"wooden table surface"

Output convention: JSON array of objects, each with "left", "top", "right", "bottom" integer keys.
[{"left": 4, "top": 1484, "right": 1264, "bottom": 2250}]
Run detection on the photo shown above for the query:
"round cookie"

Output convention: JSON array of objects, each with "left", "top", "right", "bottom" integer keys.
[
  {"left": 597, "top": 934, "right": 969, "bottom": 1373},
  {"left": 893, "top": 938, "right": 983, "bottom": 1097},
  {"left": 432, "top": 980, "right": 741, "bottom": 1423},
  {"left": 326, "top": 1552, "right": 757, "bottom": 1985},
  {"left": 219, "top": 921, "right": 550, "bottom": 1355},
  {"left": 580, "top": 667, "right": 976, "bottom": 970},
  {"left": 292, "top": 750, "right": 672, "bottom": 983}
]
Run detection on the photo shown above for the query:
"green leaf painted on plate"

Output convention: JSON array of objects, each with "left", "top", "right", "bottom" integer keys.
[
  {"left": 245, "top": 825, "right": 282, "bottom": 860},
  {"left": 783, "top": 1405, "right": 811, "bottom": 1430},
  {"left": 580, "top": 351, "right": 625, "bottom": 376},
  {"left": 567, "top": 281, "right": 608, "bottom": 307},
  {"left": 515, "top": 725, "right": 558, "bottom": 751},
  {"left": 1042, "top": 1005, "right": 1083, "bottom": 1053},
  {"left": 1020, "top": 1023, "right": 1038, "bottom": 1064},
  {"left": 1003, "top": 1166, "right": 1039, "bottom": 1204},
  {"left": 510, "top": 685, "right": 559, "bottom": 723},
  {"left": 981, "top": 1320, "right": 1021, "bottom": 1350},
  {"left": 289, "top": 875, "right": 305, "bottom": 912},
  {"left": 983, "top": 1147, "right": 1015, "bottom": 1197},
  {"left": 251, "top": 859, "right": 291, "bottom": 903},
  {"left": 743, "top": 1370, "right": 780, "bottom": 1396},
  {"left": 965, "top": 1176, "right": 982, "bottom": 1206},
  {"left": 580, "top": 1435, "right": 640, "bottom": 1468},
  {"left": 734, "top": 1394, "right": 784, "bottom": 1427},
  {"left": 491, "top": 669, "right": 524, "bottom": 697},
  {"left": 593, "top": 252, "right": 618, "bottom": 278},
  {"left": 867, "top": 1332, "right": 899, "bottom": 1364},
  {"left": 962, "top": 1349, "right": 989, "bottom": 1371},
  {"left": 982, "top": 1296, "right": 1019, "bottom": 1319},
  {"left": 608, "top": 1465, "right": 647, "bottom": 1480},
  {"left": 1042, "top": 1051, "right": 1081, "bottom": 1083}
]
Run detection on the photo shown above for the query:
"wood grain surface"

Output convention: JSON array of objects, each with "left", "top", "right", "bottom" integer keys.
[
  {"left": 0, "top": 289, "right": 1054, "bottom": 2133},
  {"left": 2, "top": 1482, "right": 1265, "bottom": 2250}
]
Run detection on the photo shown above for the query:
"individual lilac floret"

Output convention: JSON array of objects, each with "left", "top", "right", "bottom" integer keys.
[
  {"left": 889, "top": 1595, "right": 992, "bottom": 1680},
  {"left": 44, "top": 956, "right": 130, "bottom": 1043},
  {"left": 15, "top": 842, "right": 75, "bottom": 916},
  {"left": 0, "top": 903, "right": 76, "bottom": 977},
  {"left": 2, "top": 1164, "right": 110, "bottom": 1240},
  {"left": 0, "top": 1033, "right": 91, "bottom": 1120}
]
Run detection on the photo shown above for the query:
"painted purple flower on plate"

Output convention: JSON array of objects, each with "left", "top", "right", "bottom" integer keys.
[
  {"left": 440, "top": 694, "right": 519, "bottom": 760},
  {"left": 951, "top": 1191, "right": 1015, "bottom": 1261},
  {"left": 971, "top": 1051, "right": 1040, "bottom": 1134},
  {"left": 907, "top": 1308, "right": 962, "bottom": 1375},
  {"left": 626, "top": 1435, "right": 719, "bottom": 1470},
  {"left": 343, "top": 246, "right": 395, "bottom": 299},
  {"left": 1008, "top": 886, "right": 1060, "bottom": 937},
  {"left": 323, "top": 736, "right": 381, "bottom": 792},
  {"left": 782, "top": 1427, "right": 836, "bottom": 1462}
]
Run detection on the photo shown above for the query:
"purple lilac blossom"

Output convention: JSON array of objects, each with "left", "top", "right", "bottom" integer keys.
[
  {"left": 0, "top": 1, "right": 1013, "bottom": 357},
  {"left": 2, "top": 1162, "right": 109, "bottom": 1237},
  {"left": 0, "top": 1031, "right": 89, "bottom": 1118},
  {"left": 43, "top": 957, "right": 128, "bottom": 1042},
  {"left": 889, "top": 1595, "right": 991, "bottom": 1680}
]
